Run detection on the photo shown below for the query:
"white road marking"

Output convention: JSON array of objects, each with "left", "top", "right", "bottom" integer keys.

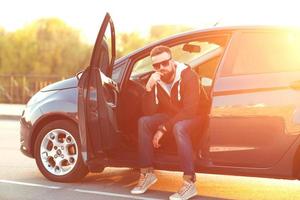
[
  {"left": 74, "top": 189, "right": 164, "bottom": 200},
  {"left": 0, "top": 179, "right": 165, "bottom": 199},
  {"left": 0, "top": 179, "right": 61, "bottom": 189}
]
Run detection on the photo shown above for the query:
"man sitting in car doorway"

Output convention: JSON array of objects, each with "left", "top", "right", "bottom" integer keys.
[{"left": 131, "top": 45, "right": 202, "bottom": 200}]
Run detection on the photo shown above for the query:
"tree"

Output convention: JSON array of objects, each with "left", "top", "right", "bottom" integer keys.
[
  {"left": 113, "top": 25, "right": 193, "bottom": 59},
  {"left": 0, "top": 27, "right": 7, "bottom": 69},
  {"left": 0, "top": 20, "right": 193, "bottom": 76},
  {"left": 115, "top": 32, "right": 147, "bottom": 58},
  {"left": 0, "top": 18, "right": 92, "bottom": 77}
]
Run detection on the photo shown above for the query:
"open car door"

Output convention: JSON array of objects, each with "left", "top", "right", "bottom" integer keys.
[{"left": 78, "top": 13, "right": 119, "bottom": 168}]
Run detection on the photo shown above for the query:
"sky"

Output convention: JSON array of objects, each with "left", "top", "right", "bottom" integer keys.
[{"left": 1, "top": 0, "right": 300, "bottom": 43}]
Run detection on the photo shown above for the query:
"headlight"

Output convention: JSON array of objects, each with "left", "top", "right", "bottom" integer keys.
[{"left": 27, "top": 90, "right": 58, "bottom": 106}]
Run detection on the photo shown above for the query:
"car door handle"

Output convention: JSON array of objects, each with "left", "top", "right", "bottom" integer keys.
[
  {"left": 105, "top": 80, "right": 119, "bottom": 93},
  {"left": 103, "top": 85, "right": 118, "bottom": 107},
  {"left": 290, "top": 80, "right": 300, "bottom": 90}
]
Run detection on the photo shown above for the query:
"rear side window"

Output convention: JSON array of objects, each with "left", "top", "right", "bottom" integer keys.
[{"left": 221, "top": 31, "right": 300, "bottom": 76}]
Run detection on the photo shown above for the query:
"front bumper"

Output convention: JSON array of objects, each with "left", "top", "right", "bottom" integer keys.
[
  {"left": 20, "top": 114, "right": 34, "bottom": 158},
  {"left": 19, "top": 105, "right": 43, "bottom": 158}
]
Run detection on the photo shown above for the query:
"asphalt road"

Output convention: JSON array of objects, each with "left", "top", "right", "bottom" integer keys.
[{"left": 1, "top": 119, "right": 300, "bottom": 200}]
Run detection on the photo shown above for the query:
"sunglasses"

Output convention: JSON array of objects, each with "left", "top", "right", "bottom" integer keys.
[{"left": 152, "top": 58, "right": 171, "bottom": 70}]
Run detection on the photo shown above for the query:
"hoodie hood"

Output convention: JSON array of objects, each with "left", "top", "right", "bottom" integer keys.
[
  {"left": 157, "top": 61, "right": 187, "bottom": 96},
  {"left": 154, "top": 62, "right": 187, "bottom": 104}
]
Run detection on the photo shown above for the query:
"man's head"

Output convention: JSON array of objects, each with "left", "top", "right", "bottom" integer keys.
[{"left": 150, "top": 45, "right": 176, "bottom": 83}]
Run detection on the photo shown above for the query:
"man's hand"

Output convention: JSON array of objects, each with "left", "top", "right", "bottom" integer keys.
[
  {"left": 152, "top": 130, "right": 164, "bottom": 148},
  {"left": 145, "top": 72, "right": 162, "bottom": 92}
]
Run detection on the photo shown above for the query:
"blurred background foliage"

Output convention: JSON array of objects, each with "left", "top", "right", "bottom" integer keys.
[
  {"left": 0, "top": 18, "right": 192, "bottom": 77},
  {"left": 0, "top": 18, "right": 91, "bottom": 76},
  {"left": 0, "top": 18, "right": 192, "bottom": 103}
]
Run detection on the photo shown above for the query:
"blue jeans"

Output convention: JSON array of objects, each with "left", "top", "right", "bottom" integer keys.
[{"left": 138, "top": 113, "right": 201, "bottom": 177}]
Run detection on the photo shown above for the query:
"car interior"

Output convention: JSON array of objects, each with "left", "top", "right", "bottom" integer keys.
[{"left": 111, "top": 36, "right": 228, "bottom": 165}]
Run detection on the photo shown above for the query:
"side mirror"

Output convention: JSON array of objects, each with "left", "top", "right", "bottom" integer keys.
[{"left": 182, "top": 43, "right": 201, "bottom": 53}]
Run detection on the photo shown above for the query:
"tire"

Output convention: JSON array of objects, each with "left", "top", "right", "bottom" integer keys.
[{"left": 34, "top": 120, "right": 88, "bottom": 182}]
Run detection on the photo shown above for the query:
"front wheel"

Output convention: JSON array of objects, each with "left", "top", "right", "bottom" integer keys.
[{"left": 34, "top": 120, "right": 88, "bottom": 182}]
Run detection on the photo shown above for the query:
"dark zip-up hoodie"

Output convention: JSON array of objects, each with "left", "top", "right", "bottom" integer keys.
[{"left": 142, "top": 63, "right": 201, "bottom": 132}]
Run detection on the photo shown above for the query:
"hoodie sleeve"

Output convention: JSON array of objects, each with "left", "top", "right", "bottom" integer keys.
[{"left": 162, "top": 69, "right": 201, "bottom": 132}]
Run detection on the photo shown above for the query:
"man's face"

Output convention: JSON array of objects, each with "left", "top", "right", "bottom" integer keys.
[{"left": 151, "top": 52, "right": 175, "bottom": 82}]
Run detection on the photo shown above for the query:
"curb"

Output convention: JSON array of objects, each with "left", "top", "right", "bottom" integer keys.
[{"left": 0, "top": 115, "right": 21, "bottom": 120}]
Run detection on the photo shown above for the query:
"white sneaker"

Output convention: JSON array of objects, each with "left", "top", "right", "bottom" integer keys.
[
  {"left": 169, "top": 180, "right": 197, "bottom": 200},
  {"left": 131, "top": 172, "right": 158, "bottom": 194}
]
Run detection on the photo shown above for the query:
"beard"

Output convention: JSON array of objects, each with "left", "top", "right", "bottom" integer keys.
[{"left": 160, "top": 68, "right": 175, "bottom": 83}]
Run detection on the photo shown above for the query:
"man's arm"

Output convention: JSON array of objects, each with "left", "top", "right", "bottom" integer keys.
[{"left": 142, "top": 72, "right": 162, "bottom": 115}]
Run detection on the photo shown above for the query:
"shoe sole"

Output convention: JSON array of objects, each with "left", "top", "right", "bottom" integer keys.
[
  {"left": 169, "top": 189, "right": 197, "bottom": 200},
  {"left": 131, "top": 178, "right": 158, "bottom": 194}
]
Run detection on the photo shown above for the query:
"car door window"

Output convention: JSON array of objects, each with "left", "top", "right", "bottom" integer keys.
[
  {"left": 221, "top": 31, "right": 300, "bottom": 76},
  {"left": 131, "top": 56, "right": 153, "bottom": 77},
  {"left": 130, "top": 37, "right": 227, "bottom": 80}
]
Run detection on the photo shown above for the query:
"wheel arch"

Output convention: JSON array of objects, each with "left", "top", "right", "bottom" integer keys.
[{"left": 31, "top": 113, "right": 78, "bottom": 158}]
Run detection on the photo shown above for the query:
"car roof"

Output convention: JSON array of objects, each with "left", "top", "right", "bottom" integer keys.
[{"left": 115, "top": 25, "right": 300, "bottom": 63}]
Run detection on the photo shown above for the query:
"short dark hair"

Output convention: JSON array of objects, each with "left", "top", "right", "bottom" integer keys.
[{"left": 150, "top": 45, "right": 171, "bottom": 57}]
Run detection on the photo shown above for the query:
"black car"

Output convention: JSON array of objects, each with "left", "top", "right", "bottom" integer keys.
[{"left": 20, "top": 13, "right": 300, "bottom": 182}]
